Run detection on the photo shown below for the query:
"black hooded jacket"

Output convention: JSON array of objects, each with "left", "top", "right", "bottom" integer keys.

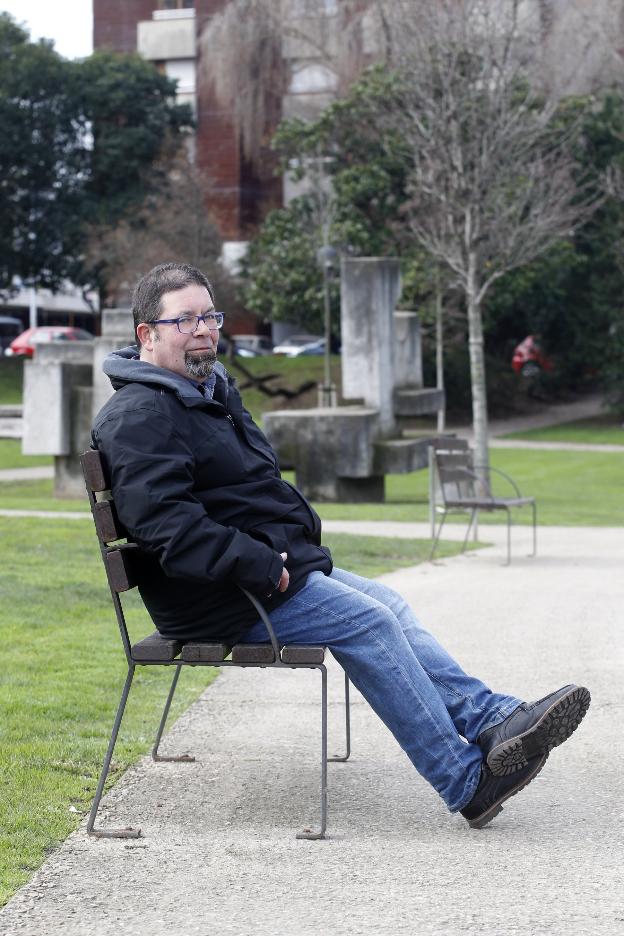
[{"left": 91, "top": 347, "right": 332, "bottom": 642}]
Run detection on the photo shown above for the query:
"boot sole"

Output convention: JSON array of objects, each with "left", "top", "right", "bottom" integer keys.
[
  {"left": 466, "top": 755, "right": 547, "bottom": 829},
  {"left": 487, "top": 686, "right": 591, "bottom": 777}
]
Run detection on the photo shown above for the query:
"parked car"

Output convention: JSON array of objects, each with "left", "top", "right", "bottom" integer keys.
[
  {"left": 230, "top": 334, "right": 273, "bottom": 356},
  {"left": 511, "top": 335, "right": 555, "bottom": 378},
  {"left": 272, "top": 335, "right": 326, "bottom": 357},
  {"left": 5, "top": 326, "right": 94, "bottom": 358},
  {"left": 0, "top": 316, "right": 23, "bottom": 353}
]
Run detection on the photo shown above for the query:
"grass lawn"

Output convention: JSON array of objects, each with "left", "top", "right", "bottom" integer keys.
[
  {"left": 1, "top": 446, "right": 623, "bottom": 525},
  {"left": 0, "top": 515, "right": 464, "bottom": 907},
  {"left": 0, "top": 359, "right": 23, "bottom": 405},
  {"left": 502, "top": 413, "right": 624, "bottom": 446},
  {"left": 0, "top": 439, "right": 51, "bottom": 470},
  {"left": 314, "top": 448, "right": 624, "bottom": 527}
]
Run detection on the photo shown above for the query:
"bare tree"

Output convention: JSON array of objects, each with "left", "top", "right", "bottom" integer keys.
[
  {"left": 380, "top": 0, "right": 599, "bottom": 470},
  {"left": 199, "top": 0, "right": 376, "bottom": 168},
  {"left": 85, "top": 147, "right": 227, "bottom": 307}
]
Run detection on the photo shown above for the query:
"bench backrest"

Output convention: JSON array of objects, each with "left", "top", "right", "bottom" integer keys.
[
  {"left": 430, "top": 439, "right": 480, "bottom": 506},
  {"left": 81, "top": 448, "right": 138, "bottom": 659}
]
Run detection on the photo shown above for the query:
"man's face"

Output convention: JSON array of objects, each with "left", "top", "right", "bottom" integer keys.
[{"left": 139, "top": 284, "right": 218, "bottom": 381}]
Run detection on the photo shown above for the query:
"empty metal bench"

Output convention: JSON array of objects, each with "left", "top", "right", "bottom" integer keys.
[
  {"left": 81, "top": 448, "right": 351, "bottom": 841},
  {"left": 429, "top": 438, "right": 537, "bottom": 565}
]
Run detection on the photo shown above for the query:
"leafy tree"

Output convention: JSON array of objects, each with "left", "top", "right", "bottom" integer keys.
[
  {"left": 241, "top": 197, "right": 336, "bottom": 333},
  {"left": 0, "top": 14, "right": 84, "bottom": 292},
  {"left": 76, "top": 50, "right": 192, "bottom": 229},
  {"left": 485, "top": 90, "right": 624, "bottom": 394},
  {"left": 384, "top": 0, "right": 599, "bottom": 470},
  {"left": 0, "top": 14, "right": 194, "bottom": 299},
  {"left": 84, "top": 148, "right": 225, "bottom": 307},
  {"left": 240, "top": 67, "right": 434, "bottom": 333}
]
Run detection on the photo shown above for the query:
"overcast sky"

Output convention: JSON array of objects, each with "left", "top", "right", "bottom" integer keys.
[{"left": 1, "top": 0, "right": 93, "bottom": 59}]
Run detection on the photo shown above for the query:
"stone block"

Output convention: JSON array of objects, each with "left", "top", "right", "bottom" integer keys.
[
  {"left": 394, "top": 311, "right": 423, "bottom": 389},
  {"left": 373, "top": 437, "right": 432, "bottom": 474},
  {"left": 22, "top": 355, "right": 92, "bottom": 456},
  {"left": 340, "top": 257, "right": 401, "bottom": 434},
  {"left": 263, "top": 406, "right": 381, "bottom": 501},
  {"left": 92, "top": 308, "right": 135, "bottom": 418},
  {"left": 101, "top": 308, "right": 135, "bottom": 339},
  {"left": 394, "top": 387, "right": 445, "bottom": 417}
]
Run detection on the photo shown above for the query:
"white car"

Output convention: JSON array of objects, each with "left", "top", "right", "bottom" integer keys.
[
  {"left": 230, "top": 334, "right": 273, "bottom": 356},
  {"left": 272, "top": 335, "right": 325, "bottom": 357}
]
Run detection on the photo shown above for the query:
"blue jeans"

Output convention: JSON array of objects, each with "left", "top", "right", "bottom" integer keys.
[{"left": 241, "top": 568, "right": 521, "bottom": 812}]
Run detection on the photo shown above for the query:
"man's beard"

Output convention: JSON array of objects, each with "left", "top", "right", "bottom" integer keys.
[{"left": 185, "top": 349, "right": 217, "bottom": 380}]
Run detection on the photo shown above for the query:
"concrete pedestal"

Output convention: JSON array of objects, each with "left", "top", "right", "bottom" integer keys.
[
  {"left": 340, "top": 257, "right": 401, "bottom": 435},
  {"left": 264, "top": 406, "right": 382, "bottom": 502},
  {"left": 92, "top": 309, "right": 136, "bottom": 418}
]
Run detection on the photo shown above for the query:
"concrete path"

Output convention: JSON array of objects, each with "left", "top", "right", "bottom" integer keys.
[
  {"left": 1, "top": 524, "right": 622, "bottom": 936},
  {"left": 0, "top": 467, "right": 55, "bottom": 482}
]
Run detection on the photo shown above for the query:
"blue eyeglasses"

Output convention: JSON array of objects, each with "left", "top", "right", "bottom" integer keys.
[{"left": 151, "top": 312, "right": 224, "bottom": 334}]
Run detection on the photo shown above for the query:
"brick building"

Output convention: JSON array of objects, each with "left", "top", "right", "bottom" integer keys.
[{"left": 94, "top": 2, "right": 272, "bottom": 245}]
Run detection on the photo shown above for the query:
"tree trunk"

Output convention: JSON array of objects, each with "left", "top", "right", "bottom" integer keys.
[
  {"left": 466, "top": 262, "right": 489, "bottom": 482},
  {"left": 435, "top": 277, "right": 445, "bottom": 433}
]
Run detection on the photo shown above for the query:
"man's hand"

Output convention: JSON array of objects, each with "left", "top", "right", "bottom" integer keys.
[{"left": 278, "top": 551, "right": 289, "bottom": 592}]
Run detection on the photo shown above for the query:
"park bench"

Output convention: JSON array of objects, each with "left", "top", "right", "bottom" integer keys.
[
  {"left": 80, "top": 448, "right": 351, "bottom": 842},
  {"left": 429, "top": 438, "right": 537, "bottom": 565}
]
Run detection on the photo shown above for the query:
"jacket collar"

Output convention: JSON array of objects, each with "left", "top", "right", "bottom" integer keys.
[{"left": 102, "top": 345, "right": 230, "bottom": 409}]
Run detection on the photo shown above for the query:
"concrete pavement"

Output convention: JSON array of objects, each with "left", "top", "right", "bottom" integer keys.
[{"left": 1, "top": 524, "right": 622, "bottom": 935}]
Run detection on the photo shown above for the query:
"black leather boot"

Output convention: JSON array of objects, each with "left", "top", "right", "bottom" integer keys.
[{"left": 478, "top": 685, "right": 590, "bottom": 776}]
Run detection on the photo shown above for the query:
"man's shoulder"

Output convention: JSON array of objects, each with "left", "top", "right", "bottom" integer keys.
[{"left": 94, "top": 381, "right": 175, "bottom": 430}]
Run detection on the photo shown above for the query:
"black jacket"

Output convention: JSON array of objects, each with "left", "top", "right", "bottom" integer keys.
[{"left": 91, "top": 347, "right": 332, "bottom": 642}]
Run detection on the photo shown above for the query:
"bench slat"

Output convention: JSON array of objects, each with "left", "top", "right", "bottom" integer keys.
[
  {"left": 106, "top": 548, "right": 137, "bottom": 592},
  {"left": 281, "top": 646, "right": 325, "bottom": 664},
  {"left": 81, "top": 449, "right": 108, "bottom": 493},
  {"left": 94, "top": 500, "right": 127, "bottom": 544},
  {"left": 131, "top": 632, "right": 182, "bottom": 662},
  {"left": 231, "top": 644, "right": 276, "bottom": 664},
  {"left": 181, "top": 642, "right": 230, "bottom": 663}
]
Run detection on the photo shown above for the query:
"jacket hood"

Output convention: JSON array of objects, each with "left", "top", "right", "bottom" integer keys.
[{"left": 102, "top": 345, "right": 229, "bottom": 404}]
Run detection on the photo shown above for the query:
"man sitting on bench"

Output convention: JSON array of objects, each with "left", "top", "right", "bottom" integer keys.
[{"left": 92, "top": 262, "right": 590, "bottom": 830}]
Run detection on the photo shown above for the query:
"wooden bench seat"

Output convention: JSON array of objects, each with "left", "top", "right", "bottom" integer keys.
[{"left": 132, "top": 631, "right": 327, "bottom": 666}]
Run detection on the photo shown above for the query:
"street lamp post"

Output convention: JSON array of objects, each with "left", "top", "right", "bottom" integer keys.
[{"left": 317, "top": 244, "right": 338, "bottom": 407}]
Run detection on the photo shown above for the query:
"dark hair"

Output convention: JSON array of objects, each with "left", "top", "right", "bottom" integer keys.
[{"left": 132, "top": 263, "right": 215, "bottom": 343}]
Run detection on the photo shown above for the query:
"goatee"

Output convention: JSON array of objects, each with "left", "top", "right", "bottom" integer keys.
[{"left": 185, "top": 349, "right": 216, "bottom": 380}]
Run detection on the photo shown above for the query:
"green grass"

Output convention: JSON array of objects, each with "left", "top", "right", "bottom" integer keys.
[
  {"left": 0, "top": 515, "right": 464, "bottom": 907},
  {"left": 502, "top": 413, "right": 624, "bottom": 446},
  {"left": 0, "top": 439, "right": 52, "bottom": 470},
  {"left": 312, "top": 448, "right": 624, "bottom": 527},
  {"left": 2, "top": 447, "right": 623, "bottom": 526},
  {"left": 229, "top": 354, "right": 342, "bottom": 426},
  {"left": 0, "top": 359, "right": 23, "bottom": 404},
  {"left": 0, "top": 479, "right": 86, "bottom": 511},
  {"left": 322, "top": 531, "right": 471, "bottom": 577},
  {"left": 0, "top": 517, "right": 217, "bottom": 905}
]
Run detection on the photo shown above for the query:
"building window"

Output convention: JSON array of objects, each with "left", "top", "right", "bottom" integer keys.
[{"left": 158, "top": 1, "right": 194, "bottom": 10}]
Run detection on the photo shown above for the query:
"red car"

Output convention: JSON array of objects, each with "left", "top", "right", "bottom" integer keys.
[
  {"left": 4, "top": 326, "right": 94, "bottom": 358},
  {"left": 511, "top": 335, "right": 555, "bottom": 378}
]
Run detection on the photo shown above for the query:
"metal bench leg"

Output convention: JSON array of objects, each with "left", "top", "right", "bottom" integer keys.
[
  {"left": 504, "top": 507, "right": 512, "bottom": 566},
  {"left": 87, "top": 666, "right": 141, "bottom": 839},
  {"left": 429, "top": 510, "right": 447, "bottom": 560},
  {"left": 297, "top": 664, "right": 328, "bottom": 840},
  {"left": 462, "top": 509, "right": 477, "bottom": 553},
  {"left": 328, "top": 672, "right": 351, "bottom": 762},
  {"left": 152, "top": 663, "right": 196, "bottom": 763}
]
